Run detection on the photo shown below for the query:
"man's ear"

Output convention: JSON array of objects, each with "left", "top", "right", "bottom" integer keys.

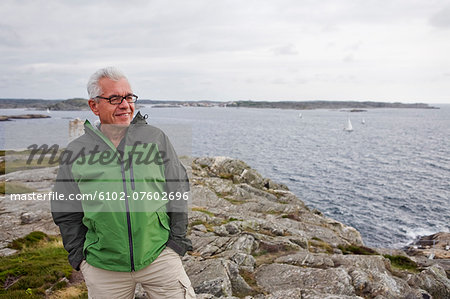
[{"left": 88, "top": 99, "right": 100, "bottom": 116}]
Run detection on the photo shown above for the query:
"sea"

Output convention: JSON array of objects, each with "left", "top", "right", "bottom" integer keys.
[{"left": 1, "top": 105, "right": 449, "bottom": 249}]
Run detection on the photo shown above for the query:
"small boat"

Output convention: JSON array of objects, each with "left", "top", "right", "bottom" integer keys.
[
  {"left": 46, "top": 108, "right": 51, "bottom": 113},
  {"left": 344, "top": 118, "right": 353, "bottom": 132},
  {"left": 361, "top": 118, "right": 365, "bottom": 124},
  {"left": 298, "top": 113, "right": 302, "bottom": 118}
]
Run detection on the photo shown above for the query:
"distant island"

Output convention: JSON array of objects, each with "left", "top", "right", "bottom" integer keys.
[
  {"left": 0, "top": 98, "right": 439, "bottom": 111},
  {"left": 0, "top": 114, "right": 51, "bottom": 121},
  {"left": 0, "top": 98, "right": 90, "bottom": 111},
  {"left": 225, "top": 100, "right": 438, "bottom": 110}
]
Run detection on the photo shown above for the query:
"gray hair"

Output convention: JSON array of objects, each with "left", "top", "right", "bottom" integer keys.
[{"left": 87, "top": 67, "right": 128, "bottom": 99}]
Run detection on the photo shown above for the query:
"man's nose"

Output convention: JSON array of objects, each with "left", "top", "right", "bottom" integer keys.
[{"left": 118, "top": 98, "right": 131, "bottom": 108}]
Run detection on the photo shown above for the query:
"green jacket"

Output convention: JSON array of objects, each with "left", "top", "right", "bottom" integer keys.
[{"left": 51, "top": 112, "right": 192, "bottom": 272}]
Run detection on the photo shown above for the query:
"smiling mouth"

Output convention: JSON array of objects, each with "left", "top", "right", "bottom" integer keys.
[{"left": 115, "top": 112, "right": 130, "bottom": 117}]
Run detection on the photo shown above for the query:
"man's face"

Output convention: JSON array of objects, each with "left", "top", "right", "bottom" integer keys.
[{"left": 88, "top": 77, "right": 135, "bottom": 126}]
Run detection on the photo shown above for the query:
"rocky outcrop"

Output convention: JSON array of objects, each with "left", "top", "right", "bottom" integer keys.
[
  {"left": 406, "top": 232, "right": 450, "bottom": 260},
  {"left": 1, "top": 156, "right": 449, "bottom": 298},
  {"left": 184, "top": 156, "right": 449, "bottom": 299}
]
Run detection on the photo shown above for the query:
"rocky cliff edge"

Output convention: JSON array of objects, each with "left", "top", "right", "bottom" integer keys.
[{"left": 0, "top": 156, "right": 449, "bottom": 299}]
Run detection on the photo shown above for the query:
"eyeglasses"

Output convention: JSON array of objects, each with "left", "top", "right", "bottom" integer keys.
[{"left": 95, "top": 94, "right": 138, "bottom": 105}]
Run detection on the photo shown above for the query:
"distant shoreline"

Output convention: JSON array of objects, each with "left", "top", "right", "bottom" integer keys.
[{"left": 0, "top": 98, "right": 440, "bottom": 110}]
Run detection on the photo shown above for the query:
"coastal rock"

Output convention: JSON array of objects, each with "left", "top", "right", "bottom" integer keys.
[
  {"left": 406, "top": 232, "right": 450, "bottom": 260},
  {"left": 229, "top": 252, "right": 256, "bottom": 272},
  {"left": 186, "top": 258, "right": 232, "bottom": 297},
  {"left": 255, "top": 264, "right": 355, "bottom": 295},
  {"left": 407, "top": 264, "right": 450, "bottom": 298},
  {"left": 1, "top": 155, "right": 449, "bottom": 298},
  {"left": 275, "top": 252, "right": 334, "bottom": 268},
  {"left": 3, "top": 166, "right": 59, "bottom": 192},
  {"left": 184, "top": 258, "right": 252, "bottom": 297},
  {"left": 20, "top": 212, "right": 42, "bottom": 224},
  {"left": 0, "top": 248, "right": 18, "bottom": 256}
]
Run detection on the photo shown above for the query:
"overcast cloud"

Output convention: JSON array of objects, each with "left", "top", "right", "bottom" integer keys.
[{"left": 1, "top": 0, "right": 449, "bottom": 103}]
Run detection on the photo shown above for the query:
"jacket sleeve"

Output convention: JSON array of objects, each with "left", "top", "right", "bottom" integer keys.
[
  {"left": 51, "top": 159, "right": 87, "bottom": 270},
  {"left": 162, "top": 134, "right": 193, "bottom": 256}
]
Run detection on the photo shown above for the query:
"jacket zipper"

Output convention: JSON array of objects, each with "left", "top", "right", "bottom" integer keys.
[
  {"left": 85, "top": 123, "right": 138, "bottom": 271},
  {"left": 121, "top": 158, "right": 135, "bottom": 271}
]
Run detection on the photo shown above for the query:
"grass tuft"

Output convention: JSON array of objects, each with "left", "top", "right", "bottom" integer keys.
[
  {"left": 338, "top": 244, "right": 379, "bottom": 255},
  {"left": 237, "top": 269, "right": 265, "bottom": 297},
  {"left": 383, "top": 254, "right": 419, "bottom": 272},
  {"left": 223, "top": 197, "right": 247, "bottom": 205},
  {"left": 0, "top": 232, "right": 73, "bottom": 298},
  {"left": 308, "top": 239, "right": 334, "bottom": 254},
  {"left": 8, "top": 231, "right": 49, "bottom": 250},
  {"left": 191, "top": 207, "right": 215, "bottom": 217}
]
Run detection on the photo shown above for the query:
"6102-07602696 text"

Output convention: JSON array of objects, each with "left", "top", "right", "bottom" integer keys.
[{"left": 8, "top": 191, "right": 189, "bottom": 201}]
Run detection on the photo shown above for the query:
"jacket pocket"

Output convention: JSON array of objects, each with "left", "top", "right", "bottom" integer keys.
[
  {"left": 157, "top": 212, "right": 170, "bottom": 231},
  {"left": 83, "top": 237, "right": 99, "bottom": 259},
  {"left": 179, "top": 271, "right": 195, "bottom": 299}
]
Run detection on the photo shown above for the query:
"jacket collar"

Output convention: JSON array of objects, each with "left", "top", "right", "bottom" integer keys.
[{"left": 130, "top": 111, "right": 148, "bottom": 125}]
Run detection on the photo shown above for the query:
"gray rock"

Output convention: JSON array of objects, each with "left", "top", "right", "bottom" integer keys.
[
  {"left": 239, "top": 169, "right": 265, "bottom": 190},
  {"left": 215, "top": 222, "right": 242, "bottom": 236},
  {"left": 288, "top": 237, "right": 309, "bottom": 249},
  {"left": 256, "top": 237, "right": 301, "bottom": 254},
  {"left": 204, "top": 177, "right": 236, "bottom": 197},
  {"left": 214, "top": 225, "right": 230, "bottom": 237},
  {"left": 2, "top": 166, "right": 59, "bottom": 192},
  {"left": 2, "top": 156, "right": 449, "bottom": 298},
  {"left": 230, "top": 252, "right": 256, "bottom": 272},
  {"left": 20, "top": 212, "right": 42, "bottom": 224},
  {"left": 196, "top": 293, "right": 218, "bottom": 299},
  {"left": 187, "top": 259, "right": 233, "bottom": 297},
  {"left": 191, "top": 185, "right": 229, "bottom": 208},
  {"left": 0, "top": 247, "right": 18, "bottom": 256},
  {"left": 186, "top": 258, "right": 252, "bottom": 298},
  {"left": 193, "top": 224, "right": 208, "bottom": 233},
  {"left": 275, "top": 252, "right": 334, "bottom": 268},
  {"left": 300, "top": 289, "right": 364, "bottom": 299},
  {"left": 333, "top": 255, "right": 414, "bottom": 298},
  {"left": 237, "top": 184, "right": 278, "bottom": 202},
  {"left": 194, "top": 157, "right": 215, "bottom": 169},
  {"left": 224, "top": 260, "right": 254, "bottom": 296},
  {"left": 403, "top": 289, "right": 432, "bottom": 299},
  {"left": 209, "top": 157, "right": 249, "bottom": 178},
  {"left": 255, "top": 263, "right": 355, "bottom": 295},
  {"left": 191, "top": 235, "right": 231, "bottom": 257},
  {"left": 224, "top": 223, "right": 240, "bottom": 235},
  {"left": 226, "top": 234, "right": 256, "bottom": 254},
  {"left": 407, "top": 264, "right": 450, "bottom": 299},
  {"left": 264, "top": 288, "right": 304, "bottom": 299}
]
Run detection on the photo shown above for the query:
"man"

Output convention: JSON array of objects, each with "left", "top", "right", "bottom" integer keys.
[{"left": 51, "top": 67, "right": 196, "bottom": 298}]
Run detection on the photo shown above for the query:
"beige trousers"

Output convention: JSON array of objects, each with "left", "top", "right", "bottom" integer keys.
[{"left": 80, "top": 247, "right": 196, "bottom": 299}]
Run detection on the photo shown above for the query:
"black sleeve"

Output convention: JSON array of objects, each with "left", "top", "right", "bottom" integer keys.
[
  {"left": 51, "top": 160, "right": 87, "bottom": 270},
  {"left": 162, "top": 134, "right": 193, "bottom": 256}
]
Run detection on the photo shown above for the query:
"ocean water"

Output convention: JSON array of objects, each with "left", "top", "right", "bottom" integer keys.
[{"left": 1, "top": 105, "right": 449, "bottom": 248}]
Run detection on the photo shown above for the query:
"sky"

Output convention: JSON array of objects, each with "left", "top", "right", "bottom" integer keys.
[{"left": 1, "top": 0, "right": 449, "bottom": 104}]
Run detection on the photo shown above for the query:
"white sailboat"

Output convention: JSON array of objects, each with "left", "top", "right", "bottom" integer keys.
[
  {"left": 361, "top": 118, "right": 365, "bottom": 125},
  {"left": 344, "top": 118, "right": 353, "bottom": 132}
]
